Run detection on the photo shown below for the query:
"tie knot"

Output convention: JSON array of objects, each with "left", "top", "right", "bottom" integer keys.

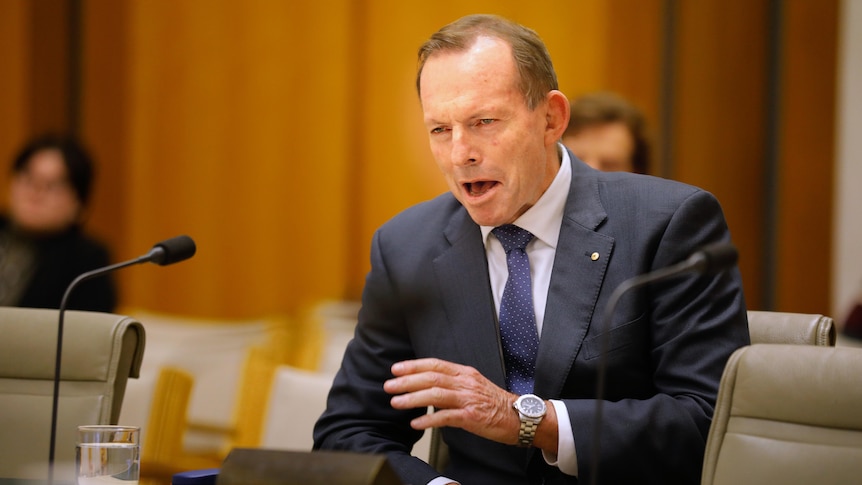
[{"left": 493, "top": 225, "right": 534, "bottom": 253}]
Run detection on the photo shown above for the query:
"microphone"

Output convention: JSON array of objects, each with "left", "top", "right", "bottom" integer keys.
[
  {"left": 588, "top": 242, "right": 738, "bottom": 485},
  {"left": 48, "top": 235, "right": 196, "bottom": 484}
]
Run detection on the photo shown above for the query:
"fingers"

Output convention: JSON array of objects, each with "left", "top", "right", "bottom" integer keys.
[
  {"left": 385, "top": 358, "right": 465, "bottom": 395},
  {"left": 385, "top": 359, "right": 475, "bottom": 412},
  {"left": 383, "top": 358, "right": 520, "bottom": 444},
  {"left": 389, "top": 385, "right": 448, "bottom": 411},
  {"left": 384, "top": 359, "right": 463, "bottom": 411},
  {"left": 390, "top": 357, "right": 458, "bottom": 377}
]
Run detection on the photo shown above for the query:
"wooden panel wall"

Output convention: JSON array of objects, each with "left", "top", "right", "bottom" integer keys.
[
  {"left": 0, "top": 0, "right": 74, "bottom": 200},
  {"left": 670, "top": 0, "right": 771, "bottom": 310},
  {"left": 601, "top": 0, "right": 665, "bottom": 172},
  {"left": 114, "top": 1, "right": 355, "bottom": 317},
  {"left": 79, "top": 0, "right": 130, "bottom": 270},
  {"left": 0, "top": 0, "right": 31, "bottom": 174},
  {"left": 0, "top": 0, "right": 838, "bottom": 318},
  {"left": 773, "top": 0, "right": 837, "bottom": 312}
]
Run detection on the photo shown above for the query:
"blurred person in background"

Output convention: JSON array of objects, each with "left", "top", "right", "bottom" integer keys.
[
  {"left": 562, "top": 91, "right": 650, "bottom": 174},
  {"left": 0, "top": 134, "right": 117, "bottom": 312}
]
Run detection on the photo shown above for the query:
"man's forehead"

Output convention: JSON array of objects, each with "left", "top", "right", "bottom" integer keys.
[
  {"left": 420, "top": 37, "right": 516, "bottom": 90},
  {"left": 424, "top": 35, "right": 510, "bottom": 67}
]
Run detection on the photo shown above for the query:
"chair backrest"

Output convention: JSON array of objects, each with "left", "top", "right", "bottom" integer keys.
[
  {"left": 0, "top": 307, "right": 145, "bottom": 481},
  {"left": 260, "top": 365, "right": 334, "bottom": 451},
  {"left": 702, "top": 344, "right": 862, "bottom": 485},
  {"left": 746, "top": 310, "right": 835, "bottom": 346}
]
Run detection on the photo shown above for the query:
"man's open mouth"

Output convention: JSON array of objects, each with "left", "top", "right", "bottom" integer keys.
[{"left": 465, "top": 181, "right": 498, "bottom": 197}]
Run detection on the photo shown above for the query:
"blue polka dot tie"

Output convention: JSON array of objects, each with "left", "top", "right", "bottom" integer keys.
[{"left": 492, "top": 224, "right": 539, "bottom": 395}]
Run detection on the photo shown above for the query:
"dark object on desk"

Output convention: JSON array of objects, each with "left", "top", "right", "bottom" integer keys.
[
  {"left": 172, "top": 468, "right": 219, "bottom": 485},
  {"left": 217, "top": 448, "right": 403, "bottom": 485}
]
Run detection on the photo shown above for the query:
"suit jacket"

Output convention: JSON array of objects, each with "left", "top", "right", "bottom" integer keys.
[{"left": 313, "top": 154, "right": 749, "bottom": 485}]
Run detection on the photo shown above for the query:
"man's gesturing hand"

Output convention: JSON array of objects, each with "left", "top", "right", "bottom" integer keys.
[{"left": 384, "top": 358, "right": 522, "bottom": 445}]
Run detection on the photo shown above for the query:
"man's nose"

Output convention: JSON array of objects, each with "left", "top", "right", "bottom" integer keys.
[{"left": 450, "top": 127, "right": 478, "bottom": 166}]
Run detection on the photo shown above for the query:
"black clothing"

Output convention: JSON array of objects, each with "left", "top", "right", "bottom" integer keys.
[{"left": 0, "top": 216, "right": 117, "bottom": 312}]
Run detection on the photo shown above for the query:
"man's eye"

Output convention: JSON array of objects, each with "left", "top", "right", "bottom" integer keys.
[
  {"left": 431, "top": 127, "right": 448, "bottom": 134},
  {"left": 479, "top": 119, "right": 494, "bottom": 125}
]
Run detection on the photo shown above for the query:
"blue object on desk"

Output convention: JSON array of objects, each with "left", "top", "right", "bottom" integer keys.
[{"left": 172, "top": 468, "right": 219, "bottom": 485}]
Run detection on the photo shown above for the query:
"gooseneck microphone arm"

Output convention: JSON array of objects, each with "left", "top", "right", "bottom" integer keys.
[
  {"left": 48, "top": 235, "right": 196, "bottom": 485},
  {"left": 588, "top": 242, "right": 738, "bottom": 485}
]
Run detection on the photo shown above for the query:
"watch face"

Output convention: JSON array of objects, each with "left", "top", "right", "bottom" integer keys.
[{"left": 518, "top": 395, "right": 545, "bottom": 418}]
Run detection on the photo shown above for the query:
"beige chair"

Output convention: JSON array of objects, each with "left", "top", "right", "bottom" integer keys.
[
  {"left": 259, "top": 364, "right": 334, "bottom": 451},
  {"left": 747, "top": 310, "right": 836, "bottom": 346},
  {"left": 0, "top": 307, "right": 145, "bottom": 481},
  {"left": 702, "top": 343, "right": 862, "bottom": 484}
]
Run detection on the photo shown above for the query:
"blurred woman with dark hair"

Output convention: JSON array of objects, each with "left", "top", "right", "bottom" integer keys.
[{"left": 0, "top": 134, "right": 117, "bottom": 311}]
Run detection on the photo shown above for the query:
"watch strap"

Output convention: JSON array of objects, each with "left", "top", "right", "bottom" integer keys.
[{"left": 517, "top": 417, "right": 539, "bottom": 447}]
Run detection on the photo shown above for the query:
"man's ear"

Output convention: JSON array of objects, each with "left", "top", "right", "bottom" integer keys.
[{"left": 545, "top": 90, "right": 570, "bottom": 144}]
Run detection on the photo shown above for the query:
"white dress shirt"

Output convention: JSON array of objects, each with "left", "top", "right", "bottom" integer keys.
[{"left": 428, "top": 146, "right": 578, "bottom": 485}]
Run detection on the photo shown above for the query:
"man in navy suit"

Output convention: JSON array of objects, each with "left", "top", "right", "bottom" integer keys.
[{"left": 313, "top": 14, "right": 749, "bottom": 485}]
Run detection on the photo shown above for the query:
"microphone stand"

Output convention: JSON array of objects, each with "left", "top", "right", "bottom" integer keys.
[
  {"left": 48, "top": 256, "right": 152, "bottom": 485},
  {"left": 48, "top": 235, "right": 195, "bottom": 485}
]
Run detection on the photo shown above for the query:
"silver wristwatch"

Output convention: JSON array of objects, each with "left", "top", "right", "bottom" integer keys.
[{"left": 513, "top": 394, "right": 546, "bottom": 447}]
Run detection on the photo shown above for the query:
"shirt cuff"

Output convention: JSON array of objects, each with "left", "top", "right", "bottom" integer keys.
[
  {"left": 428, "top": 477, "right": 460, "bottom": 485},
  {"left": 541, "top": 399, "right": 578, "bottom": 476}
]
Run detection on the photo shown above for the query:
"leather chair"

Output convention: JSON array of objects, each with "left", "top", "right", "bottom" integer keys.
[
  {"left": 747, "top": 310, "right": 836, "bottom": 346},
  {"left": 427, "top": 310, "right": 838, "bottom": 472},
  {"left": 0, "top": 307, "right": 145, "bottom": 481},
  {"left": 702, "top": 343, "right": 862, "bottom": 484}
]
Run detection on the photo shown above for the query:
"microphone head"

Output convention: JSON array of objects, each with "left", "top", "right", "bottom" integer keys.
[
  {"left": 687, "top": 242, "right": 738, "bottom": 274},
  {"left": 147, "top": 235, "right": 197, "bottom": 266}
]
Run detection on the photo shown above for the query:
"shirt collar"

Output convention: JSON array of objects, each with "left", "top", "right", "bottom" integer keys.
[{"left": 480, "top": 144, "right": 571, "bottom": 248}]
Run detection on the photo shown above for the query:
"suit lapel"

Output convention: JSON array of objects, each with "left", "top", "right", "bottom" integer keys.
[
  {"left": 534, "top": 157, "right": 613, "bottom": 398},
  {"left": 433, "top": 209, "right": 507, "bottom": 388}
]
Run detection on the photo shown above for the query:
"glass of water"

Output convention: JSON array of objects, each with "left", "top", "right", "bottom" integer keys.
[{"left": 76, "top": 425, "right": 140, "bottom": 484}]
